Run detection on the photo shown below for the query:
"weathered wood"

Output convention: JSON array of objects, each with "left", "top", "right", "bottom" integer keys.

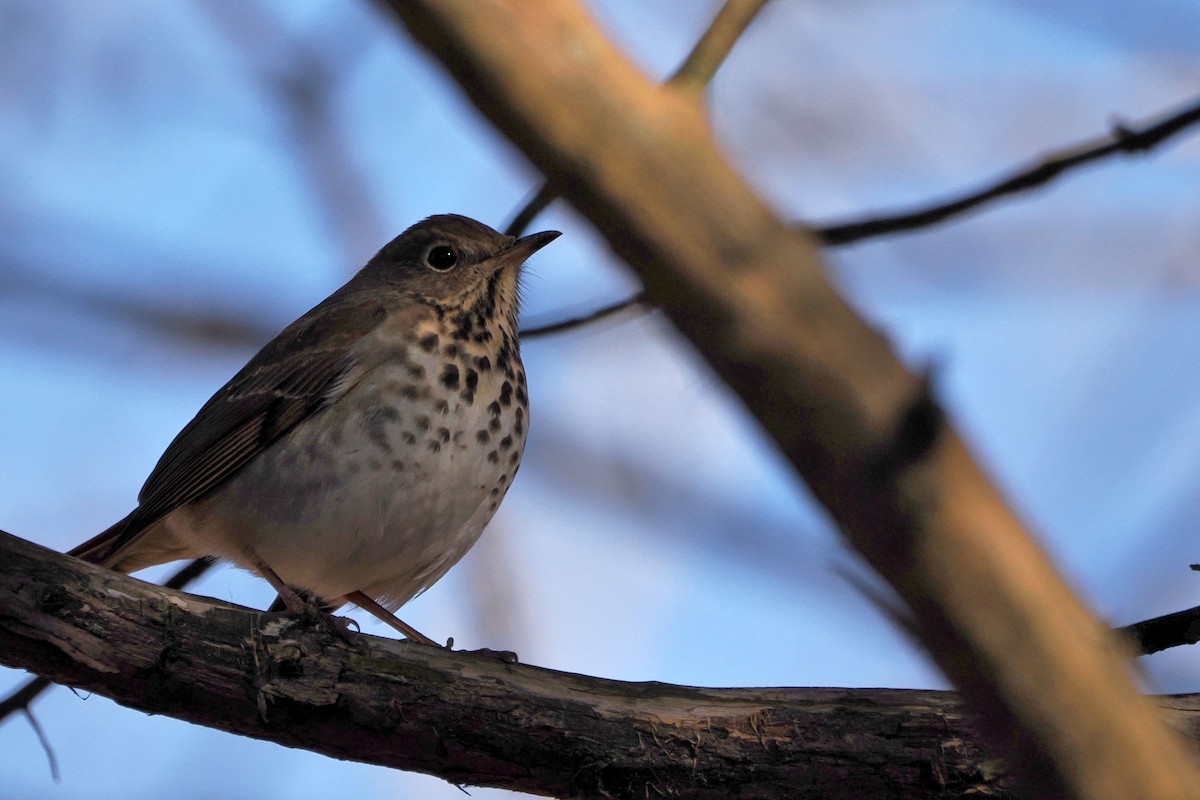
[{"left": 0, "top": 529, "right": 1016, "bottom": 799}]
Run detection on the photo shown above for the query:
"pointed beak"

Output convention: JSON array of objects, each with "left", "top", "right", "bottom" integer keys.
[{"left": 499, "top": 229, "right": 561, "bottom": 266}]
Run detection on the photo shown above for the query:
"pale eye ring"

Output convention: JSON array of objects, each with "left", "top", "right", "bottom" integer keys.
[{"left": 426, "top": 245, "right": 458, "bottom": 271}]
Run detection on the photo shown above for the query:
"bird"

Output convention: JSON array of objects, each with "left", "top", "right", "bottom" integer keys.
[{"left": 68, "top": 214, "right": 560, "bottom": 645}]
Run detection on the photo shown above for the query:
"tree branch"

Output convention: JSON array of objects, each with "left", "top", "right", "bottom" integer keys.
[
  {"left": 812, "top": 95, "right": 1200, "bottom": 246},
  {"left": 1120, "top": 601, "right": 1200, "bottom": 656},
  {"left": 668, "top": 0, "right": 772, "bottom": 90},
  {"left": 522, "top": 292, "right": 647, "bottom": 339},
  {"left": 379, "top": 3, "right": 1200, "bottom": 798},
  {"left": 0, "top": 555, "right": 217, "bottom": 726},
  {"left": 520, "top": 95, "right": 1200, "bottom": 339},
  {"left": 505, "top": 0, "right": 769, "bottom": 244},
  {"left": 0, "top": 529, "right": 1015, "bottom": 799}
]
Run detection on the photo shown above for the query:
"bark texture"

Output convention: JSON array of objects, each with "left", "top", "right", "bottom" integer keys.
[{"left": 0, "top": 530, "right": 1016, "bottom": 799}]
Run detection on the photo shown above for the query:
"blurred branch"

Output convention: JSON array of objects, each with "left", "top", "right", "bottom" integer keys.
[
  {"left": 522, "top": 292, "right": 647, "bottom": 338},
  {"left": 812, "top": 95, "right": 1200, "bottom": 246},
  {"left": 504, "top": 0, "right": 769, "bottom": 239},
  {"left": 0, "top": 269, "right": 274, "bottom": 349},
  {"left": 530, "top": 95, "right": 1200, "bottom": 339},
  {"left": 198, "top": 0, "right": 389, "bottom": 265},
  {"left": 669, "top": 0, "right": 772, "bottom": 90},
  {"left": 380, "top": 2, "right": 1200, "bottom": 798}
]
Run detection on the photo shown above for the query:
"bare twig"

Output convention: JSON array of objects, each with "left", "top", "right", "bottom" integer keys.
[
  {"left": 511, "top": 0, "right": 770, "bottom": 340},
  {"left": 23, "top": 708, "right": 59, "bottom": 782},
  {"left": 669, "top": 0, "right": 772, "bottom": 89},
  {"left": 812, "top": 96, "right": 1200, "bottom": 246},
  {"left": 503, "top": 183, "right": 557, "bottom": 238},
  {"left": 522, "top": 292, "right": 647, "bottom": 338},
  {"left": 530, "top": 96, "right": 1200, "bottom": 340}
]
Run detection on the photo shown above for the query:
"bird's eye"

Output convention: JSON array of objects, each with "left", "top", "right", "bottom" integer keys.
[{"left": 426, "top": 245, "right": 458, "bottom": 271}]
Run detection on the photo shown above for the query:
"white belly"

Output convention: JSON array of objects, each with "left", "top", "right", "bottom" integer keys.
[{"left": 163, "top": 358, "right": 527, "bottom": 610}]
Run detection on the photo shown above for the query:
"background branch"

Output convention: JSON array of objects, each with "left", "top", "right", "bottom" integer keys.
[
  {"left": 812, "top": 95, "right": 1200, "bottom": 246},
  {"left": 381, "top": 2, "right": 1200, "bottom": 798},
  {"left": 522, "top": 94, "right": 1200, "bottom": 339},
  {"left": 505, "top": 0, "right": 769, "bottom": 242}
]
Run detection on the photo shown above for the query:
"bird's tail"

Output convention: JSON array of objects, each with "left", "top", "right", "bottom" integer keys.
[
  {"left": 69, "top": 513, "right": 198, "bottom": 573},
  {"left": 68, "top": 513, "right": 133, "bottom": 568}
]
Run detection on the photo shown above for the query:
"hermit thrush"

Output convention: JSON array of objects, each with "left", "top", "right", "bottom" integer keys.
[{"left": 70, "top": 214, "right": 560, "bottom": 644}]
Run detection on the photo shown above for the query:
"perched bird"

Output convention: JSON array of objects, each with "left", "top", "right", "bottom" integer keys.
[{"left": 70, "top": 214, "right": 560, "bottom": 644}]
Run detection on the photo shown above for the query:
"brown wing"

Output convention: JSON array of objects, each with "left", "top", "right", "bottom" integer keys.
[{"left": 86, "top": 289, "right": 393, "bottom": 564}]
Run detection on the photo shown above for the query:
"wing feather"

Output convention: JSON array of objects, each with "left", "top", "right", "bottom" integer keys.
[{"left": 97, "top": 290, "right": 397, "bottom": 562}]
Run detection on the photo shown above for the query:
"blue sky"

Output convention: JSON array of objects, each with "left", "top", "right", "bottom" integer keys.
[{"left": 3, "top": 1, "right": 1200, "bottom": 797}]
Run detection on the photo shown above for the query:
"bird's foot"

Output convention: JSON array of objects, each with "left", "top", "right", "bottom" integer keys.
[
  {"left": 274, "top": 592, "right": 364, "bottom": 649},
  {"left": 307, "top": 605, "right": 363, "bottom": 648}
]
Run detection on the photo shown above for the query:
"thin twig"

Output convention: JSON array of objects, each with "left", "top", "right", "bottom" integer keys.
[
  {"left": 522, "top": 292, "right": 648, "bottom": 339},
  {"left": 510, "top": 0, "right": 769, "bottom": 340},
  {"left": 23, "top": 708, "right": 60, "bottom": 782},
  {"left": 812, "top": 96, "right": 1200, "bottom": 246},
  {"left": 503, "top": 183, "right": 557, "bottom": 238},
  {"left": 536, "top": 96, "right": 1200, "bottom": 339},
  {"left": 505, "top": 0, "right": 766, "bottom": 238},
  {"left": 669, "top": 0, "right": 772, "bottom": 89}
]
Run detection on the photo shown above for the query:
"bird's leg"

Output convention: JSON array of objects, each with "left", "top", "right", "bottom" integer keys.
[
  {"left": 343, "top": 590, "right": 440, "bottom": 646},
  {"left": 245, "top": 548, "right": 357, "bottom": 642},
  {"left": 245, "top": 550, "right": 307, "bottom": 613},
  {"left": 344, "top": 591, "right": 518, "bottom": 662}
]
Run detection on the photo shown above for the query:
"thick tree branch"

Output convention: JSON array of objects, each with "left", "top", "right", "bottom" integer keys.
[
  {"left": 0, "top": 530, "right": 1016, "bottom": 799},
  {"left": 0, "top": 556, "right": 216, "bottom": 725},
  {"left": 379, "top": 3, "right": 1200, "bottom": 798}
]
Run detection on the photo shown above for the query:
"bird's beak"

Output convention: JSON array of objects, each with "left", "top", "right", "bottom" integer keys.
[{"left": 495, "top": 230, "right": 561, "bottom": 268}]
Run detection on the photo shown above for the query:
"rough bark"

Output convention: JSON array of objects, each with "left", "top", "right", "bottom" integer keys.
[
  {"left": 375, "top": 2, "right": 1200, "bottom": 798},
  {"left": 0, "top": 530, "right": 1007, "bottom": 798}
]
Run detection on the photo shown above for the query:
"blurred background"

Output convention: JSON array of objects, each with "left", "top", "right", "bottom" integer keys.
[{"left": 2, "top": 1, "right": 1199, "bottom": 797}]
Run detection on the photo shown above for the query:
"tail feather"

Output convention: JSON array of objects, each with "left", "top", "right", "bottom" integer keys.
[
  {"left": 68, "top": 514, "right": 133, "bottom": 567},
  {"left": 69, "top": 512, "right": 199, "bottom": 573}
]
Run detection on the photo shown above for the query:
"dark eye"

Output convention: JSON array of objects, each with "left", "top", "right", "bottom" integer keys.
[{"left": 426, "top": 245, "right": 458, "bottom": 271}]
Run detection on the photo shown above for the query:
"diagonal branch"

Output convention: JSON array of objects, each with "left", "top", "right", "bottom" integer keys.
[
  {"left": 668, "top": 0, "right": 772, "bottom": 90},
  {"left": 513, "top": 0, "right": 770, "bottom": 337},
  {"left": 380, "top": 2, "right": 1200, "bottom": 798},
  {"left": 812, "top": 96, "right": 1200, "bottom": 246},
  {"left": 506, "top": 0, "right": 769, "bottom": 242}
]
